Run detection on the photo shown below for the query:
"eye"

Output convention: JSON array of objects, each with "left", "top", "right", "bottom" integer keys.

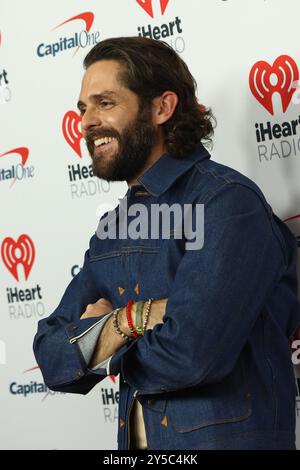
[
  {"left": 100, "top": 100, "right": 114, "bottom": 109},
  {"left": 78, "top": 107, "right": 86, "bottom": 116}
]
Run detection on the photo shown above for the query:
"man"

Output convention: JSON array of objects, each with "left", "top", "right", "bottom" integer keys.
[{"left": 33, "top": 37, "right": 300, "bottom": 450}]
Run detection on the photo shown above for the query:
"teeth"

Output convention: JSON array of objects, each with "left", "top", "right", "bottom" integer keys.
[{"left": 94, "top": 137, "right": 114, "bottom": 147}]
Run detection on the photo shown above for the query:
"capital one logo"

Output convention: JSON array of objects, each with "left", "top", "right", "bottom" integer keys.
[
  {"left": 249, "top": 55, "right": 299, "bottom": 115},
  {"left": 52, "top": 12, "right": 94, "bottom": 33},
  {"left": 52, "top": 12, "right": 94, "bottom": 56},
  {"left": 0, "top": 147, "right": 30, "bottom": 187},
  {"left": 1, "top": 234, "right": 35, "bottom": 281},
  {"left": 0, "top": 147, "right": 29, "bottom": 166},
  {"left": 37, "top": 12, "right": 99, "bottom": 58},
  {"left": 285, "top": 214, "right": 300, "bottom": 247},
  {"left": 62, "top": 110, "right": 83, "bottom": 157},
  {"left": 136, "top": 0, "right": 170, "bottom": 18}
]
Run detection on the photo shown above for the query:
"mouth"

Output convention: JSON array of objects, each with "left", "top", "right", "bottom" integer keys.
[{"left": 93, "top": 136, "right": 117, "bottom": 157}]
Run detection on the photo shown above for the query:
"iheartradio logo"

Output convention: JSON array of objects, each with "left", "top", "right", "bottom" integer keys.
[
  {"left": 1, "top": 234, "right": 35, "bottom": 281},
  {"left": 62, "top": 110, "right": 83, "bottom": 157},
  {"left": 249, "top": 55, "right": 299, "bottom": 115},
  {"left": 136, "top": 0, "right": 170, "bottom": 18}
]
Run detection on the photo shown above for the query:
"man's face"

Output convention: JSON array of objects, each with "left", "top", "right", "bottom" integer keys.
[{"left": 78, "top": 60, "right": 157, "bottom": 182}]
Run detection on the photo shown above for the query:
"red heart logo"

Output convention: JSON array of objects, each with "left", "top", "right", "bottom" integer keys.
[
  {"left": 160, "top": 0, "right": 170, "bottom": 15},
  {"left": 249, "top": 55, "right": 299, "bottom": 115},
  {"left": 62, "top": 110, "right": 83, "bottom": 158},
  {"left": 136, "top": 0, "right": 170, "bottom": 17},
  {"left": 1, "top": 234, "right": 35, "bottom": 281},
  {"left": 136, "top": 0, "right": 154, "bottom": 17}
]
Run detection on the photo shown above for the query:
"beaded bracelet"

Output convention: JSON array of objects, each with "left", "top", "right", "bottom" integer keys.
[
  {"left": 143, "top": 298, "right": 153, "bottom": 332},
  {"left": 135, "top": 301, "right": 145, "bottom": 336},
  {"left": 126, "top": 299, "right": 139, "bottom": 339},
  {"left": 112, "top": 308, "right": 131, "bottom": 341}
]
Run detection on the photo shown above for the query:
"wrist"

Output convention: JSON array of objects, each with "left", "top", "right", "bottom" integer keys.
[
  {"left": 118, "top": 307, "right": 132, "bottom": 336},
  {"left": 142, "top": 298, "right": 153, "bottom": 331},
  {"left": 118, "top": 299, "right": 153, "bottom": 336}
]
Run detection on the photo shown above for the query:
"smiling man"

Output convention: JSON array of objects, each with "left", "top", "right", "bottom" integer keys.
[{"left": 34, "top": 37, "right": 300, "bottom": 450}]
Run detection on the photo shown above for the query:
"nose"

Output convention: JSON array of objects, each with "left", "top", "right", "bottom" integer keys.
[{"left": 81, "top": 106, "right": 102, "bottom": 137}]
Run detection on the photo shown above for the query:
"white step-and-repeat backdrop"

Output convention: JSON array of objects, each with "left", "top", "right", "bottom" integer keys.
[{"left": 1, "top": 0, "right": 300, "bottom": 449}]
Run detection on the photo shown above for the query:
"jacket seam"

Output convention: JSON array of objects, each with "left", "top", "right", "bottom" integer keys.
[{"left": 90, "top": 246, "right": 160, "bottom": 262}]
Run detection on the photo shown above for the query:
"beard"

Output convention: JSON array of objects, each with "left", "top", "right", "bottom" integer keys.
[{"left": 85, "top": 105, "right": 158, "bottom": 182}]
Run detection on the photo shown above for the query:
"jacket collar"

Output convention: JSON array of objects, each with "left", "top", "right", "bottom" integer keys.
[{"left": 137, "top": 144, "right": 210, "bottom": 197}]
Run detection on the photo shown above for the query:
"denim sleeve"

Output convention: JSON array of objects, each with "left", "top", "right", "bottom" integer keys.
[
  {"left": 33, "top": 239, "right": 112, "bottom": 394},
  {"left": 76, "top": 313, "right": 113, "bottom": 373},
  {"left": 117, "top": 184, "right": 287, "bottom": 394}
]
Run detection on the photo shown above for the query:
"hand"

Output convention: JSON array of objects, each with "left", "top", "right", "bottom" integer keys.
[
  {"left": 80, "top": 298, "right": 113, "bottom": 320},
  {"left": 145, "top": 298, "right": 168, "bottom": 330}
]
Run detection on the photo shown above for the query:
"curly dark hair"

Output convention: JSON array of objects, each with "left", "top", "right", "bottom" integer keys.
[{"left": 84, "top": 36, "right": 215, "bottom": 158}]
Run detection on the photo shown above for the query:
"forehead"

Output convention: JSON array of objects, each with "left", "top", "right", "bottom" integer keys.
[{"left": 80, "top": 60, "right": 126, "bottom": 98}]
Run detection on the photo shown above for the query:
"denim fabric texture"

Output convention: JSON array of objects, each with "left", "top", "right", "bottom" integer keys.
[{"left": 33, "top": 145, "right": 300, "bottom": 449}]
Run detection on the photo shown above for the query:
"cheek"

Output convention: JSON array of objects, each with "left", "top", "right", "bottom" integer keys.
[
  {"left": 106, "top": 104, "right": 139, "bottom": 133},
  {"left": 105, "top": 114, "right": 122, "bottom": 130}
]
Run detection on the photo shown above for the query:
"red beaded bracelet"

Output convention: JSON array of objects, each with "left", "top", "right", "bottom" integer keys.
[{"left": 126, "top": 299, "right": 138, "bottom": 339}]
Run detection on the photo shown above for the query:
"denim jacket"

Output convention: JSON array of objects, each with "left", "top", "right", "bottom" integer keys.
[{"left": 33, "top": 145, "right": 300, "bottom": 449}]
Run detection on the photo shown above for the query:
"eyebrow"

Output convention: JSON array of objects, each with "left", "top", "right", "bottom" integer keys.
[{"left": 77, "top": 91, "right": 118, "bottom": 110}]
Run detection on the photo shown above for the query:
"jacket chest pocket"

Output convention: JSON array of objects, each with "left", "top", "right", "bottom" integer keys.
[{"left": 89, "top": 243, "right": 175, "bottom": 304}]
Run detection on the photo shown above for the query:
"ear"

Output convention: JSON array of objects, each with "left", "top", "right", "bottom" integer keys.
[{"left": 152, "top": 91, "right": 179, "bottom": 125}]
